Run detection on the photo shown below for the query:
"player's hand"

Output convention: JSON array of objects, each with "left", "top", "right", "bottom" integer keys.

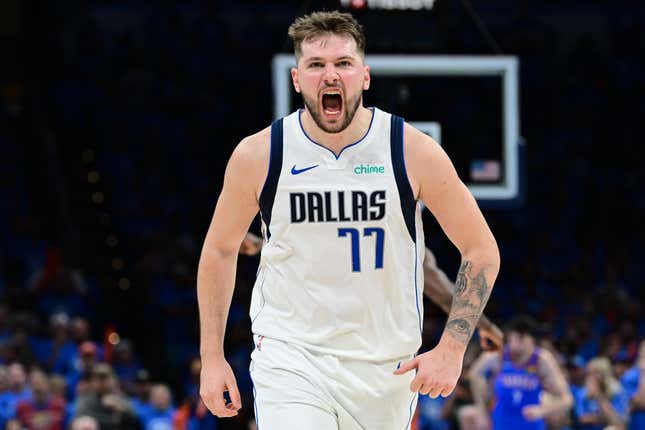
[
  {"left": 200, "top": 357, "right": 242, "bottom": 418},
  {"left": 477, "top": 323, "right": 503, "bottom": 351},
  {"left": 239, "top": 233, "right": 263, "bottom": 256},
  {"left": 521, "top": 404, "right": 544, "bottom": 421},
  {"left": 393, "top": 341, "right": 464, "bottom": 398}
]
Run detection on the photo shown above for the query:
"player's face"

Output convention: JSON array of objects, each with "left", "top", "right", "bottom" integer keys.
[
  {"left": 292, "top": 34, "right": 370, "bottom": 133},
  {"left": 507, "top": 331, "right": 534, "bottom": 361}
]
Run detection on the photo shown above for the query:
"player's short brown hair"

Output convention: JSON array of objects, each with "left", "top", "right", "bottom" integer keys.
[{"left": 288, "top": 11, "right": 366, "bottom": 61}]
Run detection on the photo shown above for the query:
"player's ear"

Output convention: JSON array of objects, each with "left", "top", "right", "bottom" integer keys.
[
  {"left": 291, "top": 68, "right": 301, "bottom": 93},
  {"left": 363, "top": 64, "right": 370, "bottom": 91}
]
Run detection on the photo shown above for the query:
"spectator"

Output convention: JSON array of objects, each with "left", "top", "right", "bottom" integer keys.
[
  {"left": 41, "top": 313, "right": 76, "bottom": 375},
  {"left": 15, "top": 369, "right": 66, "bottom": 430},
  {"left": 0, "top": 363, "right": 32, "bottom": 428},
  {"left": 129, "top": 369, "right": 153, "bottom": 419},
  {"left": 74, "top": 363, "right": 139, "bottom": 430},
  {"left": 621, "top": 339, "right": 645, "bottom": 430},
  {"left": 112, "top": 340, "right": 142, "bottom": 395},
  {"left": 140, "top": 384, "right": 174, "bottom": 430},
  {"left": 70, "top": 319, "right": 92, "bottom": 347},
  {"left": 568, "top": 355, "right": 587, "bottom": 400},
  {"left": 575, "top": 356, "right": 629, "bottom": 430},
  {"left": 6, "top": 315, "right": 37, "bottom": 366},
  {"left": 48, "top": 374, "right": 70, "bottom": 427},
  {"left": 70, "top": 415, "right": 99, "bottom": 430},
  {"left": 48, "top": 375, "right": 66, "bottom": 400},
  {"left": 566, "top": 355, "right": 587, "bottom": 429},
  {"left": 183, "top": 358, "right": 201, "bottom": 400},
  {"left": 65, "top": 341, "right": 99, "bottom": 401},
  {"left": 68, "top": 319, "right": 103, "bottom": 367},
  {"left": 66, "top": 376, "right": 92, "bottom": 427}
]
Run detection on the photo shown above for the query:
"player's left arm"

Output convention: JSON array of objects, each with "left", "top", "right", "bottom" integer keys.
[
  {"left": 394, "top": 124, "right": 500, "bottom": 398},
  {"left": 524, "top": 348, "right": 574, "bottom": 419},
  {"left": 407, "top": 124, "right": 500, "bottom": 349}
]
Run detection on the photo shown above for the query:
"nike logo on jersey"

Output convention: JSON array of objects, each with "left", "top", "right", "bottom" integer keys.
[{"left": 291, "top": 164, "right": 319, "bottom": 175}]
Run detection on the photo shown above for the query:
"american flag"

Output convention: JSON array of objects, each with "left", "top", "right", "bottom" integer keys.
[{"left": 470, "top": 160, "right": 501, "bottom": 181}]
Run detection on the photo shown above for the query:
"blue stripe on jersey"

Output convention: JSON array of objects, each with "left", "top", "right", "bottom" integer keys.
[
  {"left": 414, "top": 241, "right": 422, "bottom": 337},
  {"left": 390, "top": 115, "right": 417, "bottom": 242},
  {"left": 259, "top": 119, "right": 284, "bottom": 239}
]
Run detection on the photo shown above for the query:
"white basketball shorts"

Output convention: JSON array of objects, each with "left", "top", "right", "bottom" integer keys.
[{"left": 249, "top": 335, "right": 418, "bottom": 430}]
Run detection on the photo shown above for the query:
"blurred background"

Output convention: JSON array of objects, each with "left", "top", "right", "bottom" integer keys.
[{"left": 0, "top": 0, "right": 643, "bottom": 429}]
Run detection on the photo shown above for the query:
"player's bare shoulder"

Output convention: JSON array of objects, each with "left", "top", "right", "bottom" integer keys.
[
  {"left": 233, "top": 126, "right": 271, "bottom": 166},
  {"left": 402, "top": 121, "right": 458, "bottom": 201},
  {"left": 228, "top": 126, "right": 271, "bottom": 200},
  {"left": 536, "top": 347, "right": 561, "bottom": 375}
]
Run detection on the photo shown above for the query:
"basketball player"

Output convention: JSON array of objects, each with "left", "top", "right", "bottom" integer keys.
[
  {"left": 197, "top": 11, "right": 500, "bottom": 429},
  {"left": 241, "top": 232, "right": 504, "bottom": 351},
  {"left": 469, "top": 315, "right": 573, "bottom": 430}
]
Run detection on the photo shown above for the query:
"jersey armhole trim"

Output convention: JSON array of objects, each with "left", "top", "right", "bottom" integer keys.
[
  {"left": 390, "top": 115, "right": 417, "bottom": 242},
  {"left": 258, "top": 119, "right": 284, "bottom": 239}
]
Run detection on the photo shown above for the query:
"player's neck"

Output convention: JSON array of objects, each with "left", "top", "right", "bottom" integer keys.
[
  {"left": 511, "top": 349, "right": 533, "bottom": 366},
  {"left": 301, "top": 106, "right": 373, "bottom": 156}
]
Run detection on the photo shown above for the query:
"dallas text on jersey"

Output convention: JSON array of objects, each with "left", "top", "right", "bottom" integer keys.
[{"left": 289, "top": 190, "right": 386, "bottom": 223}]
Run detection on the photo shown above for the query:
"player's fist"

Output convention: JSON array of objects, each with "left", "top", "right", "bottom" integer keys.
[
  {"left": 239, "top": 233, "right": 263, "bottom": 256},
  {"left": 477, "top": 323, "right": 504, "bottom": 351},
  {"left": 393, "top": 341, "right": 464, "bottom": 398},
  {"left": 521, "top": 404, "right": 544, "bottom": 421},
  {"left": 200, "top": 357, "right": 242, "bottom": 418}
]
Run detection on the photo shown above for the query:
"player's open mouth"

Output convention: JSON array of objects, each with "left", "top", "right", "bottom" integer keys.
[{"left": 321, "top": 90, "right": 343, "bottom": 117}]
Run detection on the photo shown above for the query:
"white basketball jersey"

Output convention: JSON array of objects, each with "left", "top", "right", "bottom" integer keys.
[{"left": 250, "top": 107, "right": 425, "bottom": 362}]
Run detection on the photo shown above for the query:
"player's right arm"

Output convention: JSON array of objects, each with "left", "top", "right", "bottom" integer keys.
[
  {"left": 422, "top": 248, "right": 503, "bottom": 351},
  {"left": 197, "top": 128, "right": 270, "bottom": 418},
  {"left": 468, "top": 351, "right": 501, "bottom": 411}
]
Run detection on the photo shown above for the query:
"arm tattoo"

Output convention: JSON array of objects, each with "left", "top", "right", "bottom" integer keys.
[
  {"left": 455, "top": 261, "right": 470, "bottom": 294},
  {"left": 445, "top": 260, "right": 493, "bottom": 345}
]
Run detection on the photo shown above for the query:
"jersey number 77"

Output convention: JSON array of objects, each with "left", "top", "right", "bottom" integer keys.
[{"left": 338, "top": 227, "right": 385, "bottom": 272}]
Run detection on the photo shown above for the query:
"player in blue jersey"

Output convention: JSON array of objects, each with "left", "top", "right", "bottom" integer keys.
[
  {"left": 469, "top": 316, "right": 573, "bottom": 430},
  {"left": 197, "top": 11, "right": 500, "bottom": 429}
]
